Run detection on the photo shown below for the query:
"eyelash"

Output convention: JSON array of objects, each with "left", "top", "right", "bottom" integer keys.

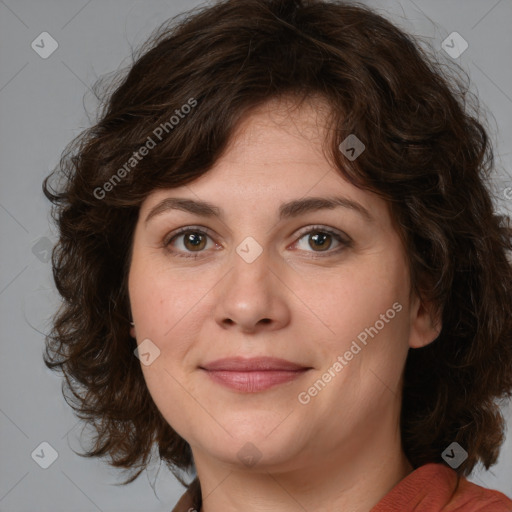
[{"left": 162, "top": 225, "right": 352, "bottom": 260}]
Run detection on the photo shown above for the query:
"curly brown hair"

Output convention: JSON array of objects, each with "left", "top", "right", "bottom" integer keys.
[{"left": 42, "top": 0, "right": 512, "bottom": 486}]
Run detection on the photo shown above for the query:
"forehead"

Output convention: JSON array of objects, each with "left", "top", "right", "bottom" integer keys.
[
  {"left": 224, "top": 95, "right": 333, "bottom": 159},
  {"left": 139, "top": 96, "right": 393, "bottom": 231}
]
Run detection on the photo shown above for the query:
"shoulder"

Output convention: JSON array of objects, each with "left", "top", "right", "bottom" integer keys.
[{"left": 371, "top": 463, "right": 512, "bottom": 512}]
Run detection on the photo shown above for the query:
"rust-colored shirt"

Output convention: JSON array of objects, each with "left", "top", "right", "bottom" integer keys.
[{"left": 171, "top": 463, "right": 512, "bottom": 511}]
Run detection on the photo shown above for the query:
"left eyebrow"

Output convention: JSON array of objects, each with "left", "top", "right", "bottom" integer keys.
[
  {"left": 144, "top": 195, "right": 374, "bottom": 225},
  {"left": 279, "top": 196, "right": 373, "bottom": 223}
]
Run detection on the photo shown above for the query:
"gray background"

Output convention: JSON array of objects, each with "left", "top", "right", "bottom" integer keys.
[{"left": 0, "top": 0, "right": 511, "bottom": 510}]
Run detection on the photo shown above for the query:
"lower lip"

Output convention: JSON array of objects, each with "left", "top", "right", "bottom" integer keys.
[{"left": 202, "top": 369, "right": 309, "bottom": 392}]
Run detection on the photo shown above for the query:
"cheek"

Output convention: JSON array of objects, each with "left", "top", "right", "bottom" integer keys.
[
  {"left": 301, "top": 257, "right": 410, "bottom": 407},
  {"left": 129, "top": 252, "right": 213, "bottom": 339},
  {"left": 128, "top": 263, "right": 201, "bottom": 434},
  {"left": 139, "top": 363, "right": 199, "bottom": 443},
  {"left": 302, "top": 257, "right": 407, "bottom": 343}
]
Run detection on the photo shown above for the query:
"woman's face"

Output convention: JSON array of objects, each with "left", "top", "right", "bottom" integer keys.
[{"left": 128, "top": 98, "right": 439, "bottom": 473}]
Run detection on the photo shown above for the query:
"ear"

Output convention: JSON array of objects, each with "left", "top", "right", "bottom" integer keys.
[
  {"left": 408, "top": 293, "right": 442, "bottom": 349},
  {"left": 130, "top": 324, "right": 136, "bottom": 339}
]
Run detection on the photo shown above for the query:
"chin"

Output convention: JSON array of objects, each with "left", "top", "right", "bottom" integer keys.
[{"left": 192, "top": 417, "right": 308, "bottom": 470}]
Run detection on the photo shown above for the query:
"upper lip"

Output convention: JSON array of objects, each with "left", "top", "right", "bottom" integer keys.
[{"left": 200, "top": 356, "right": 310, "bottom": 372}]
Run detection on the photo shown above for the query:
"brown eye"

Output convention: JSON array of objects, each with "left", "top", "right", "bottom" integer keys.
[
  {"left": 308, "top": 232, "right": 333, "bottom": 251},
  {"left": 293, "top": 226, "right": 350, "bottom": 256},
  {"left": 181, "top": 231, "right": 207, "bottom": 251},
  {"left": 164, "top": 227, "right": 215, "bottom": 258}
]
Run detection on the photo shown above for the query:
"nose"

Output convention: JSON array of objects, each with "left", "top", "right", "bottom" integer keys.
[{"left": 213, "top": 246, "right": 291, "bottom": 334}]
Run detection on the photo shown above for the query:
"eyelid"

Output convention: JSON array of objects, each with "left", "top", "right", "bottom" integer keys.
[
  {"left": 289, "top": 225, "right": 352, "bottom": 256},
  {"left": 162, "top": 225, "right": 221, "bottom": 259},
  {"left": 162, "top": 225, "right": 216, "bottom": 246},
  {"left": 292, "top": 225, "right": 351, "bottom": 244}
]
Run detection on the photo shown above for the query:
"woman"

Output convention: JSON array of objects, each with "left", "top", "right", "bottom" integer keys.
[{"left": 43, "top": 0, "right": 512, "bottom": 510}]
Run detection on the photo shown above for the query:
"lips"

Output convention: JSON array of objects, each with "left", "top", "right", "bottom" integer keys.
[
  {"left": 199, "top": 357, "right": 311, "bottom": 392},
  {"left": 201, "top": 356, "right": 308, "bottom": 372}
]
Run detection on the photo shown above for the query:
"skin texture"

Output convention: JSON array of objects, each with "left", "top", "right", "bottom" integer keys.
[{"left": 128, "top": 97, "right": 441, "bottom": 512}]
